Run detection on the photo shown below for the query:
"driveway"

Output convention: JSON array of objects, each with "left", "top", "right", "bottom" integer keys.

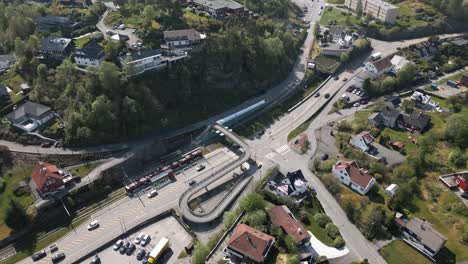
[
  {"left": 96, "top": 10, "right": 141, "bottom": 45},
  {"left": 307, "top": 231, "right": 349, "bottom": 259},
  {"left": 371, "top": 142, "right": 404, "bottom": 167}
]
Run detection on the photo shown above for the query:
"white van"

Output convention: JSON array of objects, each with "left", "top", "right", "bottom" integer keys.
[{"left": 134, "top": 233, "right": 145, "bottom": 244}]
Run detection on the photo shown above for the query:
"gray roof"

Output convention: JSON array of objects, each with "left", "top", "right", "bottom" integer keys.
[
  {"left": 41, "top": 37, "right": 72, "bottom": 53},
  {"left": 0, "top": 84, "right": 8, "bottom": 96},
  {"left": 74, "top": 40, "right": 105, "bottom": 60},
  {"left": 125, "top": 49, "right": 163, "bottom": 61},
  {"left": 5, "top": 101, "right": 52, "bottom": 122},
  {"left": 404, "top": 218, "right": 447, "bottom": 253},
  {"left": 193, "top": 0, "right": 244, "bottom": 10},
  {"left": 380, "top": 105, "right": 401, "bottom": 127},
  {"left": 163, "top": 29, "right": 201, "bottom": 42},
  {"left": 403, "top": 111, "right": 430, "bottom": 131},
  {"left": 0, "top": 54, "right": 16, "bottom": 64}
]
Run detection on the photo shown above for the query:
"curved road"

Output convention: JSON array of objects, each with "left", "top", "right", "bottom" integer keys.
[{"left": 178, "top": 124, "right": 251, "bottom": 223}]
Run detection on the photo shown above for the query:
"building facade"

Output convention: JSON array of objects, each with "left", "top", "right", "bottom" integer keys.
[
  {"left": 5, "top": 101, "right": 55, "bottom": 132},
  {"left": 332, "top": 160, "right": 376, "bottom": 195},
  {"left": 74, "top": 40, "right": 105, "bottom": 67},
  {"left": 344, "top": 0, "right": 399, "bottom": 23}
]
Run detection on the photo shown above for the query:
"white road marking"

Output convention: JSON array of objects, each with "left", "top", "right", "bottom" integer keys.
[{"left": 276, "top": 144, "right": 291, "bottom": 155}]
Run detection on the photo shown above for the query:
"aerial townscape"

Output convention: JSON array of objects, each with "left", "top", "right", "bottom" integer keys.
[{"left": 0, "top": 0, "right": 468, "bottom": 263}]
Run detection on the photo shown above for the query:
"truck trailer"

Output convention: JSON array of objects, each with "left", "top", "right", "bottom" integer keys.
[{"left": 148, "top": 237, "right": 170, "bottom": 264}]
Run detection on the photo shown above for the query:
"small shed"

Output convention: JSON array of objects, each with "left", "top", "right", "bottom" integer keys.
[{"left": 385, "top": 184, "right": 399, "bottom": 196}]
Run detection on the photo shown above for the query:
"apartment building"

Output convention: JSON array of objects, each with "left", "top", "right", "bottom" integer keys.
[{"left": 344, "top": 0, "right": 399, "bottom": 23}]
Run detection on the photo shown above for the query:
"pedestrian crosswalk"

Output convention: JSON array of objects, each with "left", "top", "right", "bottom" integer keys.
[{"left": 265, "top": 144, "right": 290, "bottom": 161}]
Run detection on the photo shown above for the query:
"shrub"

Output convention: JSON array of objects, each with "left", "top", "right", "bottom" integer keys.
[
  {"left": 463, "top": 223, "right": 468, "bottom": 243},
  {"left": 191, "top": 243, "right": 209, "bottom": 264},
  {"left": 240, "top": 193, "right": 265, "bottom": 213},
  {"left": 314, "top": 213, "right": 331, "bottom": 228},
  {"left": 287, "top": 255, "right": 300, "bottom": 264},
  {"left": 0, "top": 177, "right": 5, "bottom": 193},
  {"left": 325, "top": 223, "right": 340, "bottom": 239},
  {"left": 333, "top": 236, "right": 346, "bottom": 248},
  {"left": 284, "top": 235, "right": 298, "bottom": 253},
  {"left": 299, "top": 211, "right": 310, "bottom": 225}
]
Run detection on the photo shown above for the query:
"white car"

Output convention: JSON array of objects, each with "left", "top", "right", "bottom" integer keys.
[
  {"left": 134, "top": 233, "right": 145, "bottom": 244},
  {"left": 87, "top": 220, "right": 99, "bottom": 230},
  {"left": 140, "top": 234, "right": 150, "bottom": 246},
  {"left": 118, "top": 24, "right": 126, "bottom": 30},
  {"left": 147, "top": 190, "right": 158, "bottom": 198},
  {"left": 436, "top": 107, "right": 443, "bottom": 112},
  {"left": 353, "top": 102, "right": 360, "bottom": 107},
  {"left": 113, "top": 239, "right": 123, "bottom": 250}
]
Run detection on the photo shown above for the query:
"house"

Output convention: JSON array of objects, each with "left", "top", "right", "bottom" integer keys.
[
  {"left": 120, "top": 49, "right": 187, "bottom": 75},
  {"left": 390, "top": 55, "right": 411, "bottom": 73},
  {"left": 35, "top": 16, "right": 77, "bottom": 32},
  {"left": 58, "top": 0, "right": 91, "bottom": 8},
  {"left": 396, "top": 217, "right": 447, "bottom": 257},
  {"left": 39, "top": 37, "right": 74, "bottom": 59},
  {"left": 350, "top": 131, "right": 375, "bottom": 153},
  {"left": 344, "top": 0, "right": 399, "bottom": 23},
  {"left": 267, "top": 205, "right": 311, "bottom": 246},
  {"left": 402, "top": 110, "right": 431, "bottom": 132},
  {"left": 409, "top": 91, "right": 438, "bottom": 108},
  {"left": 163, "top": 29, "right": 202, "bottom": 48},
  {"left": 367, "top": 105, "right": 402, "bottom": 128},
  {"left": 266, "top": 170, "right": 308, "bottom": 199},
  {"left": 460, "top": 73, "right": 468, "bottom": 87},
  {"left": 223, "top": 223, "right": 275, "bottom": 263},
  {"left": 439, "top": 171, "right": 468, "bottom": 197},
  {"left": 5, "top": 101, "right": 55, "bottom": 132},
  {"left": 110, "top": 33, "right": 129, "bottom": 42},
  {"left": 191, "top": 0, "right": 248, "bottom": 18},
  {"left": 31, "top": 162, "right": 66, "bottom": 196},
  {"left": 385, "top": 183, "right": 399, "bottom": 196},
  {"left": 332, "top": 160, "right": 376, "bottom": 195},
  {"left": 0, "top": 54, "right": 16, "bottom": 74},
  {"left": 74, "top": 40, "right": 105, "bottom": 67},
  {"left": 364, "top": 57, "right": 393, "bottom": 75},
  {"left": 0, "top": 84, "right": 11, "bottom": 106}
]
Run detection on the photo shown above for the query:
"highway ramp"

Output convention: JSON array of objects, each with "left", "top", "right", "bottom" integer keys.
[{"left": 178, "top": 124, "right": 251, "bottom": 223}]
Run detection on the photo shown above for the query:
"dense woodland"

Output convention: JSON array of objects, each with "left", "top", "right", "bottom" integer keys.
[{"left": 420, "top": 0, "right": 468, "bottom": 21}]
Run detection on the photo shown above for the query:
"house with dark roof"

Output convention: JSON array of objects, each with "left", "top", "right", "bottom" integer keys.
[
  {"left": 74, "top": 40, "right": 105, "bottom": 67},
  {"left": 332, "top": 160, "right": 376, "bottom": 195},
  {"left": 368, "top": 105, "right": 430, "bottom": 133},
  {"left": 402, "top": 110, "right": 431, "bottom": 132},
  {"left": 58, "top": 0, "right": 91, "bottom": 8},
  {"left": 5, "top": 101, "right": 55, "bottom": 132},
  {"left": 266, "top": 170, "right": 308, "bottom": 199},
  {"left": 163, "top": 29, "right": 202, "bottom": 48},
  {"left": 223, "top": 223, "right": 275, "bottom": 263},
  {"left": 0, "top": 54, "right": 16, "bottom": 74},
  {"left": 31, "top": 162, "right": 67, "bottom": 196},
  {"left": 191, "top": 0, "right": 248, "bottom": 17},
  {"left": 367, "top": 105, "right": 402, "bottom": 128},
  {"left": 396, "top": 217, "right": 447, "bottom": 258},
  {"left": 460, "top": 73, "right": 468, "bottom": 87},
  {"left": 0, "top": 84, "right": 11, "bottom": 106},
  {"left": 267, "top": 205, "right": 311, "bottom": 246},
  {"left": 39, "top": 37, "right": 74, "bottom": 59},
  {"left": 364, "top": 57, "right": 393, "bottom": 75},
  {"left": 35, "top": 16, "right": 78, "bottom": 32}
]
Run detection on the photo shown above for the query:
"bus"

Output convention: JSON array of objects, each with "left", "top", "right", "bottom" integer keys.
[{"left": 148, "top": 237, "right": 170, "bottom": 264}]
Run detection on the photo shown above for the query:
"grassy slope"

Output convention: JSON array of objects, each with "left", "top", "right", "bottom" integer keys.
[
  {"left": 379, "top": 240, "right": 431, "bottom": 264},
  {"left": 320, "top": 7, "right": 359, "bottom": 26},
  {"left": 69, "top": 162, "right": 102, "bottom": 178}
]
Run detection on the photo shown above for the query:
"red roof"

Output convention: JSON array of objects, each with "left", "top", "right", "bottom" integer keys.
[
  {"left": 358, "top": 131, "right": 374, "bottom": 143},
  {"left": 267, "top": 205, "right": 311, "bottom": 244},
  {"left": 227, "top": 223, "right": 274, "bottom": 263},
  {"left": 31, "top": 161, "right": 64, "bottom": 194},
  {"left": 456, "top": 174, "right": 468, "bottom": 192},
  {"left": 334, "top": 160, "right": 374, "bottom": 189},
  {"left": 372, "top": 57, "right": 392, "bottom": 72}
]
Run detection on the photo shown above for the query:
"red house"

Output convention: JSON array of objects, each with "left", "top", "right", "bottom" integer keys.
[
  {"left": 31, "top": 162, "right": 66, "bottom": 196},
  {"left": 456, "top": 174, "right": 468, "bottom": 193}
]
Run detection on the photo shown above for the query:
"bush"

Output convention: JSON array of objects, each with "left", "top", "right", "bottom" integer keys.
[
  {"left": 240, "top": 193, "right": 265, "bottom": 213},
  {"left": 463, "top": 223, "right": 468, "bottom": 243},
  {"left": 284, "top": 235, "right": 298, "bottom": 253},
  {"left": 0, "top": 177, "right": 5, "bottom": 193},
  {"left": 287, "top": 255, "right": 300, "bottom": 264},
  {"left": 191, "top": 243, "right": 209, "bottom": 264},
  {"left": 325, "top": 223, "right": 340, "bottom": 239},
  {"left": 333, "top": 236, "right": 346, "bottom": 248},
  {"left": 314, "top": 213, "right": 331, "bottom": 228},
  {"left": 299, "top": 211, "right": 310, "bottom": 225}
]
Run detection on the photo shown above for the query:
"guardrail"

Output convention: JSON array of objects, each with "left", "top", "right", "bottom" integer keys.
[{"left": 288, "top": 75, "right": 332, "bottom": 113}]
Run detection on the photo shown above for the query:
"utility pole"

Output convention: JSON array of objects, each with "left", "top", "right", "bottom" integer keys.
[{"left": 121, "top": 167, "right": 145, "bottom": 207}]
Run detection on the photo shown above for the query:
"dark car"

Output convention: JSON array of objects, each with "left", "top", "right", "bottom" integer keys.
[
  {"left": 40, "top": 142, "right": 52, "bottom": 148},
  {"left": 90, "top": 255, "right": 101, "bottom": 264},
  {"left": 334, "top": 76, "right": 339, "bottom": 80},
  {"left": 314, "top": 92, "right": 320, "bottom": 97},
  {"left": 189, "top": 180, "right": 197, "bottom": 186},
  {"left": 321, "top": 154, "right": 329, "bottom": 161},
  {"left": 125, "top": 243, "right": 136, "bottom": 255},
  {"left": 52, "top": 252, "right": 66, "bottom": 263},
  {"left": 136, "top": 248, "right": 146, "bottom": 260},
  {"left": 32, "top": 250, "right": 46, "bottom": 261},
  {"left": 119, "top": 241, "right": 129, "bottom": 254}
]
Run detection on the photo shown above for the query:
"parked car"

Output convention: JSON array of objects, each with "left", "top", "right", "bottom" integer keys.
[
  {"left": 49, "top": 243, "right": 58, "bottom": 253},
  {"left": 90, "top": 255, "right": 101, "bottom": 264},
  {"left": 119, "top": 241, "right": 129, "bottom": 254},
  {"left": 136, "top": 248, "right": 146, "bottom": 260},
  {"left": 52, "top": 252, "right": 66, "bottom": 263},
  {"left": 125, "top": 243, "right": 136, "bottom": 255},
  {"left": 334, "top": 76, "right": 339, "bottom": 80},
  {"left": 195, "top": 164, "right": 205, "bottom": 171},
  {"left": 32, "top": 250, "right": 46, "bottom": 261},
  {"left": 147, "top": 190, "right": 158, "bottom": 198},
  {"left": 314, "top": 92, "right": 320, "bottom": 97},
  {"left": 87, "top": 220, "right": 99, "bottom": 230},
  {"left": 105, "top": 30, "right": 112, "bottom": 35},
  {"left": 140, "top": 234, "right": 151, "bottom": 246},
  {"left": 118, "top": 24, "right": 126, "bottom": 30},
  {"left": 342, "top": 78, "right": 348, "bottom": 82},
  {"left": 113, "top": 239, "right": 124, "bottom": 250},
  {"left": 189, "top": 180, "right": 197, "bottom": 186},
  {"left": 112, "top": 24, "right": 118, "bottom": 30},
  {"left": 353, "top": 102, "right": 360, "bottom": 107},
  {"left": 360, "top": 100, "right": 368, "bottom": 105},
  {"left": 321, "top": 154, "right": 329, "bottom": 161},
  {"left": 40, "top": 142, "right": 52, "bottom": 148}
]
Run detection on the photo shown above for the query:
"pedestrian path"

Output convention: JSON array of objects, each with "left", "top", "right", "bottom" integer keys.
[{"left": 307, "top": 231, "right": 349, "bottom": 259}]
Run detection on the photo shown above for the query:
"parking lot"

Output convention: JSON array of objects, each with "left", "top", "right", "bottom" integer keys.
[{"left": 83, "top": 216, "right": 193, "bottom": 264}]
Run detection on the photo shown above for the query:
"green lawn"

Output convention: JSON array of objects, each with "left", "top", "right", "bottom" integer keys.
[
  {"left": 395, "top": 1, "right": 442, "bottom": 28},
  {"left": 320, "top": 7, "right": 360, "bottom": 26},
  {"left": 0, "top": 162, "right": 35, "bottom": 240},
  {"left": 380, "top": 127, "right": 418, "bottom": 156},
  {"left": 0, "top": 71, "right": 27, "bottom": 93},
  {"left": 69, "top": 162, "right": 102, "bottom": 178},
  {"left": 183, "top": 8, "right": 209, "bottom": 28},
  {"left": 327, "top": 0, "right": 344, "bottom": 4},
  {"left": 305, "top": 210, "right": 335, "bottom": 246},
  {"left": 74, "top": 36, "right": 90, "bottom": 48},
  {"left": 379, "top": 240, "right": 431, "bottom": 264}
]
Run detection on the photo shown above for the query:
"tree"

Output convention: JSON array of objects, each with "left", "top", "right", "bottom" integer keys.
[
  {"left": 287, "top": 255, "right": 300, "bottom": 264},
  {"left": 245, "top": 210, "right": 267, "bottom": 229},
  {"left": 340, "top": 52, "right": 349, "bottom": 63},
  {"left": 362, "top": 205, "right": 385, "bottom": 239},
  {"left": 5, "top": 199, "right": 28, "bottom": 230},
  {"left": 356, "top": 0, "right": 363, "bottom": 17},
  {"left": 191, "top": 243, "right": 209, "bottom": 264},
  {"left": 239, "top": 193, "right": 265, "bottom": 213},
  {"left": 448, "top": 148, "right": 465, "bottom": 168},
  {"left": 397, "top": 63, "right": 416, "bottom": 85},
  {"left": 380, "top": 76, "right": 397, "bottom": 93},
  {"left": 325, "top": 223, "right": 340, "bottom": 239},
  {"left": 445, "top": 109, "right": 468, "bottom": 149},
  {"left": 463, "top": 223, "right": 468, "bottom": 243},
  {"left": 333, "top": 236, "right": 346, "bottom": 248},
  {"left": 223, "top": 211, "right": 237, "bottom": 228},
  {"left": 314, "top": 213, "right": 331, "bottom": 228},
  {"left": 401, "top": 99, "right": 415, "bottom": 114},
  {"left": 284, "top": 235, "right": 298, "bottom": 253}
]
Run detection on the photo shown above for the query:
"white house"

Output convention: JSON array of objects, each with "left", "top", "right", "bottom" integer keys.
[
  {"left": 385, "top": 184, "right": 399, "bottom": 196},
  {"left": 332, "top": 160, "right": 376, "bottom": 195},
  {"left": 390, "top": 55, "right": 411, "bottom": 73},
  {"left": 364, "top": 57, "right": 393, "bottom": 75},
  {"left": 267, "top": 170, "right": 308, "bottom": 198},
  {"left": 350, "top": 131, "right": 375, "bottom": 153},
  {"left": 73, "top": 40, "right": 105, "bottom": 67},
  {"left": 163, "top": 29, "right": 203, "bottom": 48},
  {"left": 410, "top": 91, "right": 439, "bottom": 108},
  {"left": 120, "top": 49, "right": 168, "bottom": 75},
  {"left": 5, "top": 101, "right": 55, "bottom": 132}
]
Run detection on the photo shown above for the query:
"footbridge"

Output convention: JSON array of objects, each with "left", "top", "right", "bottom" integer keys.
[{"left": 178, "top": 124, "right": 251, "bottom": 223}]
